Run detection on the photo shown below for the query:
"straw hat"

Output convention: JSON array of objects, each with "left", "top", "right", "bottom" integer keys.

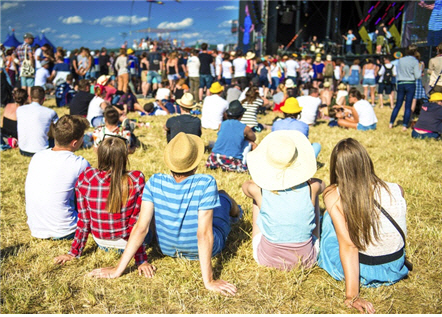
[
  {"left": 97, "top": 75, "right": 110, "bottom": 86},
  {"left": 177, "top": 93, "right": 196, "bottom": 109},
  {"left": 246, "top": 51, "right": 255, "bottom": 60},
  {"left": 337, "top": 83, "right": 347, "bottom": 90},
  {"left": 323, "top": 82, "right": 331, "bottom": 88},
  {"left": 429, "top": 92, "right": 442, "bottom": 102},
  {"left": 315, "top": 56, "right": 321, "bottom": 62},
  {"left": 280, "top": 97, "right": 302, "bottom": 114},
  {"left": 285, "top": 79, "right": 295, "bottom": 88},
  {"left": 164, "top": 132, "right": 204, "bottom": 173},
  {"left": 226, "top": 100, "right": 246, "bottom": 116},
  {"left": 326, "top": 54, "right": 332, "bottom": 61},
  {"left": 246, "top": 130, "right": 317, "bottom": 191},
  {"left": 209, "top": 82, "right": 224, "bottom": 94}
]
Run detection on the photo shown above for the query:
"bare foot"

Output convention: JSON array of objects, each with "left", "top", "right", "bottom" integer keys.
[
  {"left": 402, "top": 127, "right": 408, "bottom": 132},
  {"left": 389, "top": 123, "right": 393, "bottom": 129},
  {"left": 218, "top": 190, "right": 240, "bottom": 218}
]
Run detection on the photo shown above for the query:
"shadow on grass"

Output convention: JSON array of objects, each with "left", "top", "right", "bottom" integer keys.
[{"left": 0, "top": 243, "right": 28, "bottom": 262}]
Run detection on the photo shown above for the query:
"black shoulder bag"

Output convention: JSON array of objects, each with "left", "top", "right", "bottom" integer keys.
[{"left": 374, "top": 200, "right": 413, "bottom": 271}]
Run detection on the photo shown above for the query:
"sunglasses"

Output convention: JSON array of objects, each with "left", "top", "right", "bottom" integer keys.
[{"left": 103, "top": 134, "right": 129, "bottom": 145}]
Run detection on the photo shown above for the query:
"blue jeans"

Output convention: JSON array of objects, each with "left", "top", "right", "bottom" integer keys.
[
  {"left": 357, "top": 123, "right": 377, "bottom": 131},
  {"left": 346, "top": 44, "right": 352, "bottom": 53},
  {"left": 199, "top": 74, "right": 213, "bottom": 89},
  {"left": 312, "top": 142, "right": 321, "bottom": 158},
  {"left": 390, "top": 83, "right": 416, "bottom": 127},
  {"left": 411, "top": 129, "right": 440, "bottom": 140}
]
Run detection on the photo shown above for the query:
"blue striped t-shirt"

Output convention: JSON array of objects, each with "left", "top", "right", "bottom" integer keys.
[
  {"left": 142, "top": 173, "right": 221, "bottom": 260},
  {"left": 429, "top": 0, "right": 442, "bottom": 31}
]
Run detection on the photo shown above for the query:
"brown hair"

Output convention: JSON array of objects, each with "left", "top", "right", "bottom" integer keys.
[
  {"left": 176, "top": 78, "right": 186, "bottom": 86},
  {"left": 349, "top": 88, "right": 364, "bottom": 100},
  {"left": 31, "top": 86, "right": 45, "bottom": 101},
  {"left": 104, "top": 106, "right": 120, "bottom": 125},
  {"left": 327, "top": 138, "right": 391, "bottom": 250},
  {"left": 13, "top": 88, "right": 28, "bottom": 105},
  {"left": 54, "top": 115, "right": 90, "bottom": 146},
  {"left": 242, "top": 87, "right": 259, "bottom": 104},
  {"left": 78, "top": 79, "right": 90, "bottom": 91},
  {"left": 119, "top": 48, "right": 126, "bottom": 56},
  {"left": 98, "top": 137, "right": 130, "bottom": 214}
]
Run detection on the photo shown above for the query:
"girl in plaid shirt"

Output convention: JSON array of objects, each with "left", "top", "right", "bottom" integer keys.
[{"left": 55, "top": 137, "right": 151, "bottom": 272}]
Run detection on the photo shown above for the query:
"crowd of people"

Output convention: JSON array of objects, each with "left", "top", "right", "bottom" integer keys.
[{"left": 1, "top": 31, "right": 442, "bottom": 314}]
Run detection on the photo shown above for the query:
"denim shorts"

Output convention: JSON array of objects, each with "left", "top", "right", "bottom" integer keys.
[
  {"left": 199, "top": 74, "right": 213, "bottom": 89},
  {"left": 20, "top": 76, "right": 34, "bottom": 87},
  {"left": 378, "top": 83, "right": 394, "bottom": 95},
  {"left": 357, "top": 123, "right": 377, "bottom": 131},
  {"left": 362, "top": 78, "right": 376, "bottom": 87},
  {"left": 147, "top": 71, "right": 162, "bottom": 84}
]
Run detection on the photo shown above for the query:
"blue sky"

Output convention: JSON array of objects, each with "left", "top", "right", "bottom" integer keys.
[{"left": 1, "top": 0, "right": 239, "bottom": 49}]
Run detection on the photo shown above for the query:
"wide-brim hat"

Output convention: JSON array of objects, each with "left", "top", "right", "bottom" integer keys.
[
  {"left": 285, "top": 79, "right": 295, "bottom": 88},
  {"left": 323, "top": 82, "right": 331, "bottom": 88},
  {"left": 97, "top": 75, "right": 111, "bottom": 86},
  {"left": 429, "top": 92, "right": 442, "bottom": 102},
  {"left": 246, "top": 52, "right": 255, "bottom": 60},
  {"left": 247, "top": 130, "right": 316, "bottom": 191},
  {"left": 280, "top": 97, "right": 302, "bottom": 114},
  {"left": 227, "top": 100, "right": 246, "bottom": 116},
  {"left": 338, "top": 83, "right": 347, "bottom": 90},
  {"left": 164, "top": 132, "right": 205, "bottom": 173},
  {"left": 209, "top": 82, "right": 224, "bottom": 94},
  {"left": 326, "top": 55, "right": 332, "bottom": 61},
  {"left": 177, "top": 92, "right": 196, "bottom": 109}
]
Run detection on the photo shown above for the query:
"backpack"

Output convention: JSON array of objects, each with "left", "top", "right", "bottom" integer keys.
[
  {"left": 324, "top": 62, "right": 334, "bottom": 78},
  {"left": 19, "top": 46, "right": 35, "bottom": 78},
  {"left": 383, "top": 65, "right": 393, "bottom": 84}
]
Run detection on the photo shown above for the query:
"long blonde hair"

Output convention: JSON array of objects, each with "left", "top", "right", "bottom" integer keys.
[
  {"left": 98, "top": 137, "right": 130, "bottom": 214},
  {"left": 328, "top": 138, "right": 390, "bottom": 250}
]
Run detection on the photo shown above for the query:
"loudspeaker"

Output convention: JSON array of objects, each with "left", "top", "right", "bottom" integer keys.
[
  {"left": 355, "top": 43, "right": 365, "bottom": 55},
  {"left": 281, "top": 11, "right": 294, "bottom": 25}
]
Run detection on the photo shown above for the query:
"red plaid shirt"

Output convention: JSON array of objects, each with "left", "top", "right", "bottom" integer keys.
[
  {"left": 69, "top": 167, "right": 147, "bottom": 265},
  {"left": 15, "top": 43, "right": 31, "bottom": 65}
]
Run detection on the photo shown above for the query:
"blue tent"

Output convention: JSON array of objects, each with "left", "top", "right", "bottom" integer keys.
[
  {"left": 3, "top": 32, "right": 22, "bottom": 48},
  {"left": 37, "top": 33, "right": 56, "bottom": 50}
]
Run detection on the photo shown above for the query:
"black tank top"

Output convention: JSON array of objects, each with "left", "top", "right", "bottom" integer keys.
[
  {"left": 1, "top": 117, "right": 17, "bottom": 139},
  {"left": 168, "top": 63, "right": 176, "bottom": 75}
]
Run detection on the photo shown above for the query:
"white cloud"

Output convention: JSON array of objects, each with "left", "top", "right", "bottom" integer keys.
[
  {"left": 181, "top": 32, "right": 201, "bottom": 39},
  {"left": 216, "top": 6, "right": 238, "bottom": 11},
  {"left": 92, "top": 40, "right": 104, "bottom": 45},
  {"left": 97, "top": 16, "right": 148, "bottom": 27},
  {"left": 57, "top": 33, "right": 80, "bottom": 39},
  {"left": 62, "top": 16, "right": 83, "bottom": 24},
  {"left": 41, "top": 27, "right": 56, "bottom": 34},
  {"left": 157, "top": 18, "right": 193, "bottom": 30},
  {"left": 218, "top": 20, "right": 232, "bottom": 28},
  {"left": 217, "top": 30, "right": 232, "bottom": 36},
  {"left": 1, "top": 2, "right": 19, "bottom": 10}
]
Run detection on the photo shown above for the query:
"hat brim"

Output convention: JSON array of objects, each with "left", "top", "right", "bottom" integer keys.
[
  {"left": 246, "top": 53, "right": 255, "bottom": 60},
  {"left": 429, "top": 96, "right": 442, "bottom": 102},
  {"left": 285, "top": 83, "right": 295, "bottom": 88},
  {"left": 177, "top": 99, "right": 197, "bottom": 109},
  {"left": 227, "top": 108, "right": 246, "bottom": 116},
  {"left": 164, "top": 134, "right": 205, "bottom": 173},
  {"left": 246, "top": 130, "right": 317, "bottom": 190},
  {"left": 280, "top": 104, "right": 302, "bottom": 114},
  {"left": 209, "top": 86, "right": 224, "bottom": 94}
]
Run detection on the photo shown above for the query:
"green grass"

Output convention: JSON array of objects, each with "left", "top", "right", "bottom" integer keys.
[{"left": 1, "top": 98, "right": 441, "bottom": 313}]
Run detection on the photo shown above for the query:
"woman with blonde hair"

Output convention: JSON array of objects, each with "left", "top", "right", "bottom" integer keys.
[
  {"left": 54, "top": 137, "right": 153, "bottom": 275},
  {"left": 166, "top": 51, "right": 180, "bottom": 91},
  {"left": 319, "top": 138, "right": 409, "bottom": 313},
  {"left": 115, "top": 48, "right": 129, "bottom": 93}
]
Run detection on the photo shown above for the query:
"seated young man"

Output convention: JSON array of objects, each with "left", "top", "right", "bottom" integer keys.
[
  {"left": 164, "top": 93, "right": 202, "bottom": 143},
  {"left": 55, "top": 74, "right": 76, "bottom": 108},
  {"left": 89, "top": 133, "right": 240, "bottom": 296},
  {"left": 69, "top": 79, "right": 93, "bottom": 117},
  {"left": 143, "top": 102, "right": 169, "bottom": 116},
  {"left": 206, "top": 100, "right": 257, "bottom": 172},
  {"left": 92, "top": 106, "right": 137, "bottom": 153},
  {"left": 25, "top": 115, "right": 90, "bottom": 239}
]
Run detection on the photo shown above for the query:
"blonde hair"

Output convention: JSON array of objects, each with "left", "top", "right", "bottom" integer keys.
[{"left": 327, "top": 138, "right": 391, "bottom": 250}]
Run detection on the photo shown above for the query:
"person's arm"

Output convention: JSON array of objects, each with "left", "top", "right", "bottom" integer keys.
[
  {"left": 84, "top": 56, "right": 92, "bottom": 72},
  {"left": 342, "top": 35, "right": 348, "bottom": 41},
  {"left": 88, "top": 200, "right": 156, "bottom": 278},
  {"left": 197, "top": 208, "right": 237, "bottom": 296},
  {"left": 241, "top": 180, "right": 262, "bottom": 208},
  {"left": 324, "top": 188, "right": 375, "bottom": 314},
  {"left": 100, "top": 101, "right": 108, "bottom": 110},
  {"left": 157, "top": 100, "right": 170, "bottom": 114},
  {"left": 244, "top": 125, "right": 256, "bottom": 142}
]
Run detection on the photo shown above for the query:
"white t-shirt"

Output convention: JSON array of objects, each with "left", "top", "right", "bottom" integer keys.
[
  {"left": 34, "top": 48, "right": 42, "bottom": 69},
  {"left": 354, "top": 99, "right": 378, "bottom": 126},
  {"left": 87, "top": 96, "right": 105, "bottom": 125},
  {"left": 378, "top": 63, "right": 397, "bottom": 83},
  {"left": 222, "top": 61, "right": 233, "bottom": 79},
  {"left": 16, "top": 102, "right": 58, "bottom": 153},
  {"left": 297, "top": 96, "right": 322, "bottom": 125},
  {"left": 34, "top": 67, "right": 50, "bottom": 87},
  {"left": 233, "top": 57, "right": 247, "bottom": 77},
  {"left": 0, "top": 50, "right": 5, "bottom": 68},
  {"left": 215, "top": 54, "right": 223, "bottom": 77},
  {"left": 187, "top": 56, "right": 200, "bottom": 77},
  {"left": 201, "top": 94, "right": 229, "bottom": 130},
  {"left": 25, "top": 149, "right": 90, "bottom": 239},
  {"left": 155, "top": 88, "right": 171, "bottom": 101},
  {"left": 285, "top": 59, "right": 299, "bottom": 77},
  {"left": 270, "top": 64, "right": 280, "bottom": 77}
]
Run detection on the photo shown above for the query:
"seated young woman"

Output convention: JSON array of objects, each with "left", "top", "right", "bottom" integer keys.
[
  {"left": 54, "top": 137, "right": 151, "bottom": 274},
  {"left": 1, "top": 88, "right": 28, "bottom": 147},
  {"left": 334, "top": 88, "right": 378, "bottom": 131},
  {"left": 318, "top": 138, "right": 409, "bottom": 313},
  {"left": 242, "top": 130, "right": 325, "bottom": 271}
]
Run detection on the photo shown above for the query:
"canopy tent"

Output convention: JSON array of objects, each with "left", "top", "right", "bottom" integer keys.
[
  {"left": 35, "top": 33, "right": 56, "bottom": 49},
  {"left": 3, "top": 32, "right": 22, "bottom": 48}
]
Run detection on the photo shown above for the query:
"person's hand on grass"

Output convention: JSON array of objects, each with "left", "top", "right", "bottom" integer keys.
[
  {"left": 54, "top": 254, "right": 75, "bottom": 265},
  {"left": 204, "top": 279, "right": 237, "bottom": 296},
  {"left": 87, "top": 267, "right": 121, "bottom": 279},
  {"left": 344, "top": 296, "right": 375, "bottom": 314},
  {"left": 137, "top": 262, "right": 156, "bottom": 278}
]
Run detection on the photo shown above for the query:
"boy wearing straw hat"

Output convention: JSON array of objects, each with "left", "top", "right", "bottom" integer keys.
[
  {"left": 164, "top": 93, "right": 201, "bottom": 143},
  {"left": 201, "top": 82, "right": 228, "bottom": 130},
  {"left": 89, "top": 132, "right": 240, "bottom": 296},
  {"left": 206, "top": 100, "right": 256, "bottom": 172}
]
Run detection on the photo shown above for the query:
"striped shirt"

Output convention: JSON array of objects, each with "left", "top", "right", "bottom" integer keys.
[
  {"left": 142, "top": 173, "right": 221, "bottom": 260},
  {"left": 240, "top": 98, "right": 263, "bottom": 127},
  {"left": 429, "top": 0, "right": 442, "bottom": 31}
]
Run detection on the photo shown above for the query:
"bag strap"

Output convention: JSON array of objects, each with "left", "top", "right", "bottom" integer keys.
[{"left": 374, "top": 200, "right": 406, "bottom": 245}]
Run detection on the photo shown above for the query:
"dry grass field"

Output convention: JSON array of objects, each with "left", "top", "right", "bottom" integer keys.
[{"left": 1, "top": 98, "right": 441, "bottom": 314}]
